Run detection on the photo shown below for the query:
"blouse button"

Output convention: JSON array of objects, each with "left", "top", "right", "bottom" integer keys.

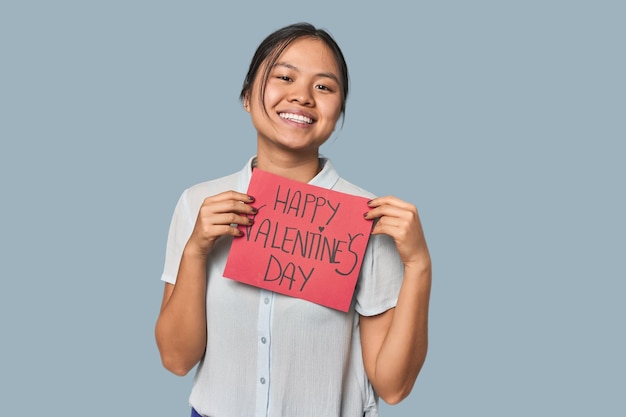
[
  {"left": 264, "top": 297, "right": 270, "bottom": 305},
  {"left": 260, "top": 377, "right": 266, "bottom": 384},
  {"left": 261, "top": 337, "right": 267, "bottom": 344}
]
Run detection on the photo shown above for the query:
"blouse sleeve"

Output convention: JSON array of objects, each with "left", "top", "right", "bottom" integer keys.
[
  {"left": 354, "top": 233, "right": 404, "bottom": 316},
  {"left": 160, "top": 189, "right": 195, "bottom": 284}
]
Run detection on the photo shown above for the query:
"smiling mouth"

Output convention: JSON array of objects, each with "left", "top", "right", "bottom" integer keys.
[{"left": 279, "top": 112, "right": 314, "bottom": 124}]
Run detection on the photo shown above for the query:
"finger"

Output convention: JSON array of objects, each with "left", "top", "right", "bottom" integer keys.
[
  {"left": 200, "top": 198, "right": 258, "bottom": 217},
  {"left": 371, "top": 216, "right": 409, "bottom": 236},
  {"left": 220, "top": 190, "right": 255, "bottom": 203},
  {"left": 365, "top": 203, "right": 419, "bottom": 226},
  {"left": 203, "top": 224, "right": 246, "bottom": 238},
  {"left": 367, "top": 195, "right": 415, "bottom": 211},
  {"left": 203, "top": 190, "right": 255, "bottom": 206},
  {"left": 198, "top": 213, "right": 255, "bottom": 231}
]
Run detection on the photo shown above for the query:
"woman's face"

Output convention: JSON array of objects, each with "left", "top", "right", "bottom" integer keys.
[{"left": 246, "top": 37, "right": 344, "bottom": 158}]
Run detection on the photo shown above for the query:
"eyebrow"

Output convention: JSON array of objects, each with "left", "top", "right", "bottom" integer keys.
[{"left": 274, "top": 62, "right": 340, "bottom": 84}]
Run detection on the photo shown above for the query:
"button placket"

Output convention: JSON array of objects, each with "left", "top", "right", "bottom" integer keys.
[{"left": 255, "top": 290, "right": 273, "bottom": 416}]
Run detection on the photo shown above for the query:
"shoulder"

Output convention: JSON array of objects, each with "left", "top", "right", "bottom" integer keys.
[
  {"left": 175, "top": 171, "right": 241, "bottom": 216},
  {"left": 332, "top": 177, "right": 377, "bottom": 200},
  {"left": 184, "top": 171, "right": 240, "bottom": 200}
]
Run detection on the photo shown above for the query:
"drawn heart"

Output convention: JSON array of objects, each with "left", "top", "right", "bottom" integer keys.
[{"left": 318, "top": 226, "right": 325, "bottom": 232}]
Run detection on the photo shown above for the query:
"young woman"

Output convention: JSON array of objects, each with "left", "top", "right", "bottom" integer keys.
[{"left": 155, "top": 22, "right": 432, "bottom": 417}]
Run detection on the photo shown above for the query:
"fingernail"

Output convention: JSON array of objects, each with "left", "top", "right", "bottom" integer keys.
[
  {"left": 367, "top": 199, "right": 373, "bottom": 206},
  {"left": 247, "top": 195, "right": 255, "bottom": 202}
]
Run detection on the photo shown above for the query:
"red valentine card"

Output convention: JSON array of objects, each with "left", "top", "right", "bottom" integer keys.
[{"left": 223, "top": 169, "right": 373, "bottom": 312}]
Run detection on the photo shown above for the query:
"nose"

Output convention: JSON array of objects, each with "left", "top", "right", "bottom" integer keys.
[{"left": 288, "top": 82, "right": 314, "bottom": 106}]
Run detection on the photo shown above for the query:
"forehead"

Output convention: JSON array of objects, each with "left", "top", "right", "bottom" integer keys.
[{"left": 273, "top": 37, "right": 340, "bottom": 74}]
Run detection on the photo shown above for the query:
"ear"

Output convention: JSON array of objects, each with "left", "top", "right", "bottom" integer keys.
[{"left": 243, "top": 94, "right": 250, "bottom": 112}]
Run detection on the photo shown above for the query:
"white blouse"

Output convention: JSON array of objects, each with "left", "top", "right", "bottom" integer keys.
[{"left": 161, "top": 157, "right": 404, "bottom": 417}]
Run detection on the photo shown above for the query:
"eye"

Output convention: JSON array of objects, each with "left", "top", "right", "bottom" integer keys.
[
  {"left": 315, "top": 84, "right": 333, "bottom": 92},
  {"left": 277, "top": 75, "right": 292, "bottom": 82}
]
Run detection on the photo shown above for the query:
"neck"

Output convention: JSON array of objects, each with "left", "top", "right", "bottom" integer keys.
[{"left": 255, "top": 151, "right": 321, "bottom": 183}]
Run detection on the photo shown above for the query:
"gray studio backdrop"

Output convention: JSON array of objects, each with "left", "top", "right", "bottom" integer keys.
[{"left": 1, "top": 1, "right": 624, "bottom": 416}]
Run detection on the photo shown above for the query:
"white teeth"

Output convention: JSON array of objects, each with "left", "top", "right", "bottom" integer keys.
[{"left": 279, "top": 113, "right": 313, "bottom": 124}]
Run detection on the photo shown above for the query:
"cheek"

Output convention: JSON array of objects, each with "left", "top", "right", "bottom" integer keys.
[
  {"left": 262, "top": 83, "right": 283, "bottom": 107},
  {"left": 322, "top": 99, "right": 343, "bottom": 122}
]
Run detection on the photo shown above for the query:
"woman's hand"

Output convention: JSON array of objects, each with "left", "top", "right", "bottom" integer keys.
[
  {"left": 364, "top": 196, "right": 430, "bottom": 271},
  {"left": 186, "top": 190, "right": 257, "bottom": 258}
]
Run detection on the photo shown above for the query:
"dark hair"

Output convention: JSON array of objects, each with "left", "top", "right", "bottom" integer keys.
[{"left": 239, "top": 22, "right": 349, "bottom": 116}]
